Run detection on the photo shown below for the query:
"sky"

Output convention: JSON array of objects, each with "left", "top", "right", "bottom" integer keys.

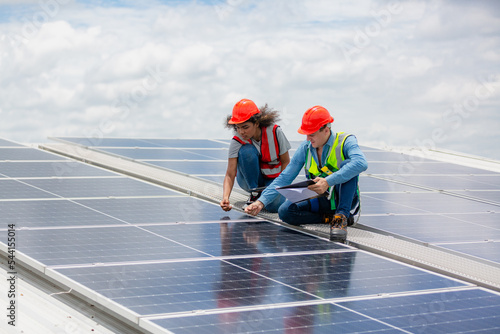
[{"left": 0, "top": 0, "right": 499, "bottom": 160}]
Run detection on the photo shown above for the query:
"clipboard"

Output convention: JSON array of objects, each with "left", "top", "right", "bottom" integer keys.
[{"left": 276, "top": 180, "right": 325, "bottom": 203}]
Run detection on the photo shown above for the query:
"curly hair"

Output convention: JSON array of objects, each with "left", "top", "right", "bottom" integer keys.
[{"left": 224, "top": 104, "right": 281, "bottom": 130}]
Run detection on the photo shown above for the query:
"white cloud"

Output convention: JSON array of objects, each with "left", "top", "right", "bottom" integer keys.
[{"left": 0, "top": 0, "right": 499, "bottom": 160}]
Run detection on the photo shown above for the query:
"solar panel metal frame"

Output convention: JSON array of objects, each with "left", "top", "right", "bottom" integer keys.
[{"left": 0, "top": 138, "right": 498, "bottom": 333}]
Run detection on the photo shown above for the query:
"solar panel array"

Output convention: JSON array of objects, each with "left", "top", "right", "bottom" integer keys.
[
  {"left": 1, "top": 137, "right": 500, "bottom": 333},
  {"left": 53, "top": 136, "right": 500, "bottom": 264}
]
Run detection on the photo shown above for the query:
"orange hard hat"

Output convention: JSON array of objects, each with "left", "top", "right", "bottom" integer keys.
[
  {"left": 297, "top": 106, "right": 334, "bottom": 135},
  {"left": 228, "top": 99, "right": 260, "bottom": 124}
]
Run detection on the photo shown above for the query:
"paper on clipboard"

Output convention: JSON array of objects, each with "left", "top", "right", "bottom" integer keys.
[{"left": 276, "top": 180, "right": 323, "bottom": 203}]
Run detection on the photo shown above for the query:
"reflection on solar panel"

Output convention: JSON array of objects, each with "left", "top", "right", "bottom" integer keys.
[{"left": 1, "top": 137, "right": 500, "bottom": 333}]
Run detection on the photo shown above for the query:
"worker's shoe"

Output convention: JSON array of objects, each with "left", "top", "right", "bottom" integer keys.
[
  {"left": 245, "top": 187, "right": 265, "bottom": 205},
  {"left": 347, "top": 215, "right": 355, "bottom": 226},
  {"left": 324, "top": 213, "right": 348, "bottom": 242},
  {"left": 246, "top": 191, "right": 261, "bottom": 205}
]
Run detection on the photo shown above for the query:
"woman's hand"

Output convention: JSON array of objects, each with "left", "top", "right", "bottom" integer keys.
[{"left": 220, "top": 198, "right": 232, "bottom": 211}]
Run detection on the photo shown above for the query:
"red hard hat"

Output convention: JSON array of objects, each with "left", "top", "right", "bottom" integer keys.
[
  {"left": 297, "top": 106, "right": 334, "bottom": 135},
  {"left": 228, "top": 99, "right": 260, "bottom": 124}
]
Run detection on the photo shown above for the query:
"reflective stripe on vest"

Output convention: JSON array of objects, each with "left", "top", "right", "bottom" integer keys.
[
  {"left": 232, "top": 125, "right": 282, "bottom": 178},
  {"left": 304, "top": 132, "right": 351, "bottom": 210},
  {"left": 305, "top": 132, "right": 350, "bottom": 178}
]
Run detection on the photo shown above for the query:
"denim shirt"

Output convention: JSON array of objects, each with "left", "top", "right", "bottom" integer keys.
[{"left": 259, "top": 132, "right": 368, "bottom": 208}]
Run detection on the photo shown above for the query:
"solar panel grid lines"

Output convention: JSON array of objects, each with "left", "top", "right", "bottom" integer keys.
[
  {"left": 42, "top": 266, "right": 145, "bottom": 327},
  {"left": 347, "top": 228, "right": 500, "bottom": 291},
  {"left": 0, "top": 138, "right": 25, "bottom": 147},
  {"left": 0, "top": 161, "right": 117, "bottom": 178},
  {"left": 43, "top": 138, "right": 500, "bottom": 263},
  {"left": 51, "top": 251, "right": 470, "bottom": 318},
  {"left": 355, "top": 213, "right": 500, "bottom": 246},
  {"left": 0, "top": 147, "right": 69, "bottom": 161},
  {"left": 144, "top": 286, "right": 484, "bottom": 334},
  {"left": 2, "top": 137, "right": 500, "bottom": 333},
  {"left": 144, "top": 288, "right": 497, "bottom": 334},
  {"left": 337, "top": 288, "right": 500, "bottom": 334},
  {"left": 45, "top": 248, "right": 359, "bottom": 272},
  {"left": 40, "top": 142, "right": 250, "bottom": 212}
]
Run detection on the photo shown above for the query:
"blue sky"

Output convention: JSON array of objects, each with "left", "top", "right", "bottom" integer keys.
[{"left": 0, "top": 0, "right": 499, "bottom": 160}]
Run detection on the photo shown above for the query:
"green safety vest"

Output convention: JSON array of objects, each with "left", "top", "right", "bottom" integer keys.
[{"left": 304, "top": 132, "right": 352, "bottom": 210}]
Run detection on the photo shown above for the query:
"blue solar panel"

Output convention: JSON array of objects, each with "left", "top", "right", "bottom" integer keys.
[
  {"left": 0, "top": 180, "right": 58, "bottom": 199},
  {"left": 0, "top": 161, "right": 115, "bottom": 178},
  {"left": 0, "top": 138, "right": 24, "bottom": 147},
  {"left": 360, "top": 214, "right": 500, "bottom": 244},
  {"left": 152, "top": 288, "right": 500, "bottom": 334},
  {"left": 55, "top": 251, "right": 466, "bottom": 317},
  {"left": 362, "top": 192, "right": 498, "bottom": 215},
  {"left": 103, "top": 148, "right": 227, "bottom": 160},
  {"left": 139, "top": 138, "right": 229, "bottom": 149},
  {"left": 0, "top": 200, "right": 127, "bottom": 228},
  {"left": 56, "top": 137, "right": 229, "bottom": 148},
  {"left": 22, "top": 177, "right": 179, "bottom": 198},
  {"left": 228, "top": 252, "right": 466, "bottom": 298},
  {"left": 141, "top": 221, "right": 347, "bottom": 257},
  {"left": 384, "top": 175, "right": 500, "bottom": 191},
  {"left": 7, "top": 221, "right": 349, "bottom": 266},
  {"left": 438, "top": 242, "right": 500, "bottom": 263},
  {"left": 146, "top": 160, "right": 227, "bottom": 175},
  {"left": 365, "top": 162, "right": 494, "bottom": 175},
  {"left": 56, "top": 137, "right": 165, "bottom": 147},
  {"left": 5, "top": 136, "right": 496, "bottom": 333},
  {"left": 8, "top": 226, "right": 210, "bottom": 266},
  {"left": 338, "top": 289, "right": 500, "bottom": 333},
  {"left": 56, "top": 260, "right": 317, "bottom": 315},
  {"left": 0, "top": 147, "right": 68, "bottom": 161},
  {"left": 454, "top": 190, "right": 500, "bottom": 203},
  {"left": 152, "top": 303, "right": 404, "bottom": 333},
  {"left": 445, "top": 212, "right": 500, "bottom": 229},
  {"left": 362, "top": 150, "right": 435, "bottom": 162},
  {"left": 74, "top": 197, "right": 253, "bottom": 223},
  {"left": 359, "top": 176, "right": 429, "bottom": 193}
]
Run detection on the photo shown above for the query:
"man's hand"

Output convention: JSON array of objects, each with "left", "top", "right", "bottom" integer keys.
[
  {"left": 245, "top": 200, "right": 264, "bottom": 216},
  {"left": 220, "top": 198, "right": 232, "bottom": 211},
  {"left": 308, "top": 177, "right": 330, "bottom": 194}
]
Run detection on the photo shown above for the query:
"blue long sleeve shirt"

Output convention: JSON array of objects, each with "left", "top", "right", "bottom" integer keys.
[{"left": 259, "top": 132, "right": 368, "bottom": 208}]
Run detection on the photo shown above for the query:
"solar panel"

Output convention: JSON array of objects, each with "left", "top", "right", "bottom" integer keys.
[
  {"left": 150, "top": 303, "right": 404, "bottom": 334},
  {"left": 103, "top": 148, "right": 227, "bottom": 160},
  {"left": 55, "top": 137, "right": 229, "bottom": 148},
  {"left": 359, "top": 214, "right": 500, "bottom": 243},
  {"left": 454, "top": 190, "right": 500, "bottom": 203},
  {"left": 382, "top": 174, "right": 500, "bottom": 191},
  {"left": 0, "top": 199, "right": 128, "bottom": 228},
  {"left": 0, "top": 179, "right": 59, "bottom": 199},
  {"left": 10, "top": 226, "right": 212, "bottom": 266},
  {"left": 21, "top": 177, "right": 179, "bottom": 198},
  {"left": 362, "top": 192, "right": 498, "bottom": 214},
  {"left": 1, "top": 138, "right": 499, "bottom": 334},
  {"left": 47, "top": 137, "right": 500, "bottom": 262},
  {"left": 53, "top": 252, "right": 467, "bottom": 316},
  {"left": 73, "top": 197, "right": 249, "bottom": 223},
  {"left": 54, "top": 137, "right": 165, "bottom": 147},
  {"left": 0, "top": 161, "right": 116, "bottom": 178},
  {"left": 140, "top": 221, "right": 347, "bottom": 256},
  {"left": 439, "top": 242, "right": 500, "bottom": 263},
  {"left": 338, "top": 288, "right": 500, "bottom": 333},
  {"left": 0, "top": 147, "right": 68, "bottom": 161},
  {"left": 0, "top": 138, "right": 24, "bottom": 147},
  {"left": 364, "top": 161, "right": 495, "bottom": 175},
  {"left": 150, "top": 288, "right": 500, "bottom": 334}
]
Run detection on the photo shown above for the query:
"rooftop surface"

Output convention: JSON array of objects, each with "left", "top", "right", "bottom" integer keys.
[{"left": 1, "top": 137, "right": 500, "bottom": 333}]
